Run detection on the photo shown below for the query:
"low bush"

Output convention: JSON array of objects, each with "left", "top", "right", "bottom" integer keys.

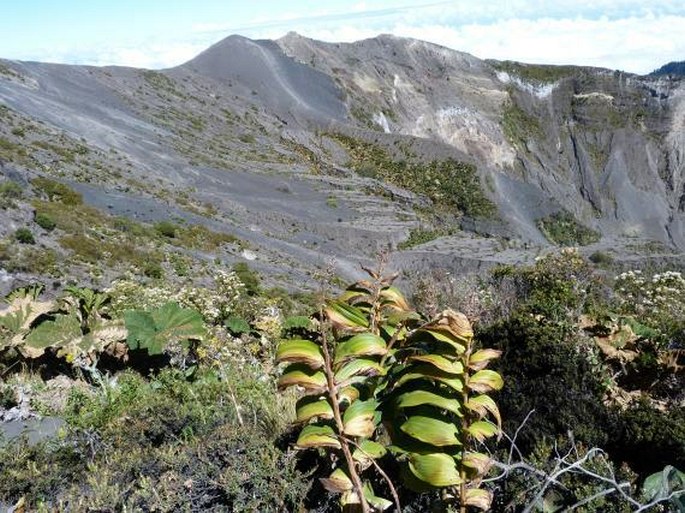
[
  {"left": 154, "top": 220, "right": 177, "bottom": 238},
  {"left": 0, "top": 367, "right": 309, "bottom": 511},
  {"left": 34, "top": 212, "right": 56, "bottom": 231},
  {"left": 14, "top": 227, "right": 35, "bottom": 244}
]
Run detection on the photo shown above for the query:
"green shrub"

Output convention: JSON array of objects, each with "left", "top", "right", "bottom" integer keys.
[
  {"left": 479, "top": 311, "right": 612, "bottom": 453},
  {"left": 612, "top": 401, "right": 685, "bottom": 475},
  {"left": 14, "top": 227, "right": 35, "bottom": 244},
  {"left": 589, "top": 250, "right": 613, "bottom": 266},
  {"left": 34, "top": 212, "right": 56, "bottom": 231},
  {"left": 31, "top": 177, "right": 82, "bottom": 205},
  {"left": 154, "top": 220, "right": 177, "bottom": 238},
  {"left": 142, "top": 261, "right": 163, "bottom": 279},
  {"left": 0, "top": 367, "right": 309, "bottom": 510},
  {"left": 233, "top": 262, "right": 260, "bottom": 295}
]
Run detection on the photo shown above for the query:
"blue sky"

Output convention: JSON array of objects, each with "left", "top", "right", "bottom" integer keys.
[{"left": 1, "top": 1, "right": 684, "bottom": 73}]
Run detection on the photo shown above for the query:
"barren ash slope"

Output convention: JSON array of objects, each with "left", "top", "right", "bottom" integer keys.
[{"left": 0, "top": 32, "right": 684, "bottom": 293}]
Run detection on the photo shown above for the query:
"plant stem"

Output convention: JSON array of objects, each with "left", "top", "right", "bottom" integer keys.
[
  {"left": 347, "top": 438, "right": 402, "bottom": 512},
  {"left": 321, "top": 319, "right": 371, "bottom": 513},
  {"left": 459, "top": 339, "right": 473, "bottom": 513}
]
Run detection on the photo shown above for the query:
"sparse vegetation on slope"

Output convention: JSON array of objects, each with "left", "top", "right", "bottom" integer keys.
[
  {"left": 536, "top": 210, "right": 600, "bottom": 246},
  {"left": 329, "top": 133, "right": 497, "bottom": 219}
]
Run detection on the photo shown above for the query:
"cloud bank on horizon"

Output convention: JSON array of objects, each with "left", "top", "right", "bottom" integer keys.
[{"left": 3, "top": 0, "right": 684, "bottom": 74}]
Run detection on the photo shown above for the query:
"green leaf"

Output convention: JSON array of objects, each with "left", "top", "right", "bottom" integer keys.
[
  {"left": 409, "top": 354, "right": 463, "bottom": 374},
  {"left": 276, "top": 339, "right": 324, "bottom": 368},
  {"left": 408, "top": 452, "right": 462, "bottom": 487},
  {"left": 643, "top": 465, "right": 685, "bottom": 511},
  {"left": 395, "top": 390, "right": 462, "bottom": 416},
  {"left": 295, "top": 396, "right": 334, "bottom": 423},
  {"left": 343, "top": 398, "right": 378, "bottom": 437},
  {"left": 325, "top": 300, "right": 369, "bottom": 330},
  {"left": 278, "top": 363, "right": 327, "bottom": 392},
  {"left": 362, "top": 482, "right": 393, "bottom": 511},
  {"left": 468, "top": 369, "right": 504, "bottom": 393},
  {"left": 421, "top": 329, "right": 467, "bottom": 353},
  {"left": 334, "top": 333, "right": 387, "bottom": 364},
  {"left": 401, "top": 416, "right": 461, "bottom": 446},
  {"left": 124, "top": 302, "right": 205, "bottom": 355},
  {"left": 320, "top": 467, "right": 353, "bottom": 493},
  {"left": 467, "top": 420, "right": 499, "bottom": 442},
  {"left": 395, "top": 364, "right": 463, "bottom": 391},
  {"left": 352, "top": 440, "right": 387, "bottom": 464},
  {"left": 295, "top": 424, "right": 341, "bottom": 449},
  {"left": 282, "top": 315, "right": 312, "bottom": 331},
  {"left": 466, "top": 394, "right": 501, "bottom": 428},
  {"left": 334, "top": 358, "right": 384, "bottom": 384},
  {"left": 23, "top": 314, "right": 81, "bottom": 356},
  {"left": 224, "top": 315, "right": 250, "bottom": 335}
]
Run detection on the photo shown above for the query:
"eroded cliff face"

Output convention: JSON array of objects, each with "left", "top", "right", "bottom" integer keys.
[{"left": 278, "top": 33, "right": 685, "bottom": 250}]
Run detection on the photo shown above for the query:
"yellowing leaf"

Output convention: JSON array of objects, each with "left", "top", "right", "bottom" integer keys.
[
  {"left": 276, "top": 339, "right": 324, "bottom": 368},
  {"left": 277, "top": 363, "right": 326, "bottom": 392},
  {"left": 334, "top": 358, "right": 384, "bottom": 384},
  {"left": 409, "top": 354, "right": 463, "bottom": 374},
  {"left": 395, "top": 390, "right": 462, "bottom": 416},
  {"left": 324, "top": 301, "right": 369, "bottom": 331},
  {"left": 468, "top": 348, "right": 502, "bottom": 371},
  {"left": 467, "top": 420, "right": 499, "bottom": 442},
  {"left": 334, "top": 333, "right": 387, "bottom": 364},
  {"left": 408, "top": 452, "right": 462, "bottom": 487},
  {"left": 466, "top": 394, "right": 501, "bottom": 428},
  {"left": 468, "top": 369, "right": 504, "bottom": 393},
  {"left": 320, "top": 467, "right": 353, "bottom": 493},
  {"left": 421, "top": 329, "right": 467, "bottom": 353},
  {"left": 295, "top": 396, "right": 334, "bottom": 423},
  {"left": 343, "top": 398, "right": 378, "bottom": 437},
  {"left": 295, "top": 424, "right": 341, "bottom": 449},
  {"left": 401, "top": 416, "right": 461, "bottom": 446},
  {"left": 464, "top": 488, "right": 493, "bottom": 510},
  {"left": 419, "top": 309, "right": 473, "bottom": 351},
  {"left": 462, "top": 452, "right": 493, "bottom": 475},
  {"left": 338, "top": 386, "right": 360, "bottom": 406},
  {"left": 380, "top": 285, "right": 411, "bottom": 311},
  {"left": 352, "top": 440, "right": 387, "bottom": 464},
  {"left": 395, "top": 364, "right": 463, "bottom": 391}
]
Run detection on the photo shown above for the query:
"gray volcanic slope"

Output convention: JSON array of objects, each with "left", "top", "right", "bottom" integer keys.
[
  {"left": 0, "top": 32, "right": 684, "bottom": 292},
  {"left": 182, "top": 35, "right": 347, "bottom": 124}
]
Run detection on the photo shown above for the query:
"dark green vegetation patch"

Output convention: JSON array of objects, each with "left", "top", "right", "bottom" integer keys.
[
  {"left": 329, "top": 133, "right": 497, "bottom": 218},
  {"left": 536, "top": 210, "right": 600, "bottom": 246}
]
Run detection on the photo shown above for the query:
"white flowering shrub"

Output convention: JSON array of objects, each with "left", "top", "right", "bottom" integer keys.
[
  {"left": 614, "top": 269, "right": 685, "bottom": 347},
  {"left": 107, "top": 270, "right": 246, "bottom": 325}
]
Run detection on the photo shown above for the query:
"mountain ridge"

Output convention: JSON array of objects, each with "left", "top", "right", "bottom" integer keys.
[{"left": 0, "top": 33, "right": 684, "bottom": 294}]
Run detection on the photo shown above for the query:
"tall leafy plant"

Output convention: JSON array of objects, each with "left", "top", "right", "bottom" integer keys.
[
  {"left": 385, "top": 310, "right": 502, "bottom": 511},
  {"left": 276, "top": 270, "right": 504, "bottom": 511}
]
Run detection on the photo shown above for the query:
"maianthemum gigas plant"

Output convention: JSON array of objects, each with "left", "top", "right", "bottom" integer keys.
[{"left": 276, "top": 268, "right": 503, "bottom": 512}]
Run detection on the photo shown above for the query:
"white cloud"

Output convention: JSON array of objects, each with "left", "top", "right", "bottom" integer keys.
[
  {"left": 263, "top": 12, "right": 685, "bottom": 74},
  {"left": 26, "top": 2, "right": 685, "bottom": 73}
]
